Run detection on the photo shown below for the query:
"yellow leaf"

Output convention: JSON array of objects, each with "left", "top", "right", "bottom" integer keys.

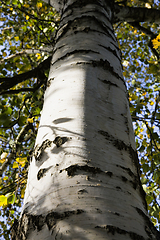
[
  {"left": 15, "top": 36, "right": 19, "bottom": 41},
  {"left": 21, "top": 188, "right": 25, "bottom": 198},
  {"left": 150, "top": 101, "right": 154, "bottom": 106},
  {"left": 3, "top": 176, "right": 8, "bottom": 181},
  {"left": 152, "top": 35, "right": 160, "bottom": 49},
  {"left": 0, "top": 195, "right": 7, "bottom": 206},
  {"left": 0, "top": 159, "right": 5, "bottom": 163},
  {"left": 27, "top": 118, "right": 34, "bottom": 123},
  {"left": 36, "top": 53, "right": 41, "bottom": 60},
  {"left": 24, "top": 4, "right": 30, "bottom": 8},
  {"left": 37, "top": 2, "right": 42, "bottom": 8},
  {"left": 3, "top": 52, "right": 7, "bottom": 57},
  {"left": 13, "top": 162, "right": 19, "bottom": 168},
  {"left": 26, "top": 15, "right": 30, "bottom": 20},
  {"left": 16, "top": 157, "right": 27, "bottom": 165}
]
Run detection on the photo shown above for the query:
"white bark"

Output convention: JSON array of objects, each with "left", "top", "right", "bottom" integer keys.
[{"left": 11, "top": 1, "right": 158, "bottom": 239}]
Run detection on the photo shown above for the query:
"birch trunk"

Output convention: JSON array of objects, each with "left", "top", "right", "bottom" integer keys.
[{"left": 11, "top": 0, "right": 158, "bottom": 239}]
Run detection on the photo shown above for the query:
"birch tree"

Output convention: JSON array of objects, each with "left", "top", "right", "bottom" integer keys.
[{"left": 0, "top": 0, "right": 160, "bottom": 239}]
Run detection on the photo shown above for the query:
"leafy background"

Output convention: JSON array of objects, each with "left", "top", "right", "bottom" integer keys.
[{"left": 0, "top": 0, "right": 160, "bottom": 239}]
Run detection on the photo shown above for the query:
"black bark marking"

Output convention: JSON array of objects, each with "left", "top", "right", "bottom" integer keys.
[
  {"left": 46, "top": 209, "right": 84, "bottom": 230},
  {"left": 53, "top": 136, "right": 68, "bottom": 147},
  {"left": 78, "top": 189, "right": 88, "bottom": 194},
  {"left": 56, "top": 14, "right": 115, "bottom": 43},
  {"left": 98, "top": 44, "right": 122, "bottom": 62},
  {"left": 11, "top": 210, "right": 84, "bottom": 239},
  {"left": 75, "top": 58, "right": 124, "bottom": 82},
  {"left": 116, "top": 165, "right": 135, "bottom": 178},
  {"left": 37, "top": 169, "right": 46, "bottom": 180},
  {"left": 99, "top": 78, "right": 118, "bottom": 87},
  {"left": 60, "top": 164, "right": 113, "bottom": 177},
  {"left": 91, "top": 59, "right": 122, "bottom": 80},
  {"left": 33, "top": 136, "right": 68, "bottom": 161},
  {"left": 98, "top": 129, "right": 134, "bottom": 158},
  {"left": 34, "top": 139, "right": 52, "bottom": 161},
  {"left": 95, "top": 225, "right": 146, "bottom": 240},
  {"left": 37, "top": 166, "right": 52, "bottom": 180},
  {"left": 52, "top": 49, "right": 99, "bottom": 65},
  {"left": 62, "top": 0, "right": 105, "bottom": 14},
  {"left": 121, "top": 176, "right": 127, "bottom": 182},
  {"left": 99, "top": 129, "right": 147, "bottom": 209},
  {"left": 46, "top": 77, "right": 54, "bottom": 87}
]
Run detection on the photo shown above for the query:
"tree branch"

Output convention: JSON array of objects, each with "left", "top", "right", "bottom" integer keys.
[
  {"left": 114, "top": 4, "right": 160, "bottom": 23},
  {"left": 0, "top": 47, "right": 53, "bottom": 65},
  {"left": 0, "top": 56, "right": 52, "bottom": 93}
]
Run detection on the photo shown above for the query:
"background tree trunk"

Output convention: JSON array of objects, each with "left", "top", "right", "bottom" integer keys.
[{"left": 11, "top": 0, "right": 158, "bottom": 239}]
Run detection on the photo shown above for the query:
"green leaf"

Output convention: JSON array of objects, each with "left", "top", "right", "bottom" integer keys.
[{"left": 7, "top": 193, "right": 16, "bottom": 204}]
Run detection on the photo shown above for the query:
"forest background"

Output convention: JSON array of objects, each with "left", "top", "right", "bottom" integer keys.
[{"left": 0, "top": 0, "right": 160, "bottom": 239}]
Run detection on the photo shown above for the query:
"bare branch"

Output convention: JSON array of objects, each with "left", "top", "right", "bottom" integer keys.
[
  {"left": 0, "top": 51, "right": 25, "bottom": 64},
  {"left": 0, "top": 82, "right": 43, "bottom": 95},
  {"left": 0, "top": 47, "right": 53, "bottom": 65},
  {"left": 0, "top": 56, "right": 52, "bottom": 93},
  {"left": 114, "top": 4, "right": 160, "bottom": 24}
]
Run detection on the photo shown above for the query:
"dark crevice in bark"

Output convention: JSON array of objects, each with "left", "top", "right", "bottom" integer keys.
[
  {"left": 98, "top": 78, "right": 118, "bottom": 87},
  {"left": 33, "top": 139, "right": 53, "bottom": 161},
  {"left": 75, "top": 59, "right": 124, "bottom": 83},
  {"left": 121, "top": 175, "right": 138, "bottom": 190},
  {"left": 98, "top": 129, "right": 147, "bottom": 209},
  {"left": 89, "top": 59, "right": 123, "bottom": 80},
  {"left": 52, "top": 49, "right": 99, "bottom": 65},
  {"left": 62, "top": 9, "right": 110, "bottom": 25},
  {"left": 135, "top": 207, "right": 160, "bottom": 240},
  {"left": 78, "top": 189, "right": 88, "bottom": 194},
  {"left": 95, "top": 225, "right": 149, "bottom": 240},
  {"left": 46, "top": 77, "right": 54, "bottom": 88},
  {"left": 11, "top": 210, "right": 84, "bottom": 240},
  {"left": 56, "top": 15, "right": 115, "bottom": 42},
  {"left": 98, "top": 44, "right": 122, "bottom": 62},
  {"left": 62, "top": 0, "right": 104, "bottom": 15},
  {"left": 59, "top": 164, "right": 113, "bottom": 177},
  {"left": 33, "top": 136, "right": 68, "bottom": 161},
  {"left": 37, "top": 166, "right": 52, "bottom": 180},
  {"left": 53, "top": 136, "right": 68, "bottom": 147},
  {"left": 62, "top": 0, "right": 115, "bottom": 23},
  {"left": 117, "top": 164, "right": 140, "bottom": 190},
  {"left": 53, "top": 26, "right": 120, "bottom": 55},
  {"left": 46, "top": 209, "right": 84, "bottom": 230},
  {"left": 116, "top": 164, "right": 135, "bottom": 178}
]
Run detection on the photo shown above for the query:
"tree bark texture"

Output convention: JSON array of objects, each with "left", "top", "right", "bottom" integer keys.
[{"left": 11, "top": 0, "right": 158, "bottom": 239}]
